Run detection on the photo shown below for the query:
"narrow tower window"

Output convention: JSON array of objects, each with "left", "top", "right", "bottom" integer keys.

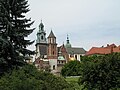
[{"left": 41, "top": 36, "right": 43, "bottom": 40}]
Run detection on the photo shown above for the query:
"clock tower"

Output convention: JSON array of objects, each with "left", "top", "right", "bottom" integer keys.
[{"left": 36, "top": 20, "right": 47, "bottom": 58}]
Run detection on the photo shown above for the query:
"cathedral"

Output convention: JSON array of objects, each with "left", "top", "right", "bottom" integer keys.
[{"left": 34, "top": 21, "right": 86, "bottom": 74}]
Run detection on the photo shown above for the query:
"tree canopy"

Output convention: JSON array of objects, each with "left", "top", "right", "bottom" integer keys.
[
  {"left": 0, "top": 65, "right": 71, "bottom": 90},
  {"left": 61, "top": 60, "right": 81, "bottom": 77},
  {"left": 79, "top": 53, "right": 120, "bottom": 90}
]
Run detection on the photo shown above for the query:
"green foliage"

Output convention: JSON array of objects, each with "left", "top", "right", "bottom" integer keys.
[
  {"left": 0, "top": 0, "right": 34, "bottom": 74},
  {"left": 0, "top": 65, "right": 71, "bottom": 90},
  {"left": 65, "top": 77, "right": 85, "bottom": 90},
  {"left": 79, "top": 53, "right": 120, "bottom": 90},
  {"left": 61, "top": 60, "right": 81, "bottom": 77}
]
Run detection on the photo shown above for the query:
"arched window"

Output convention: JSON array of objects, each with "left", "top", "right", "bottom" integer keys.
[
  {"left": 41, "top": 36, "right": 43, "bottom": 40},
  {"left": 75, "top": 55, "right": 77, "bottom": 60}
]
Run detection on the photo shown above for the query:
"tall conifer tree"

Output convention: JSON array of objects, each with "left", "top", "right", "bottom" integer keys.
[{"left": 0, "top": 0, "right": 34, "bottom": 74}]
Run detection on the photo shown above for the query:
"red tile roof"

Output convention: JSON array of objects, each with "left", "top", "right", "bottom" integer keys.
[
  {"left": 86, "top": 44, "right": 120, "bottom": 56},
  {"left": 113, "top": 46, "right": 120, "bottom": 53}
]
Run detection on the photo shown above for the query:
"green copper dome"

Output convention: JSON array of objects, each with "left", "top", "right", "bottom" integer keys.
[
  {"left": 66, "top": 43, "right": 71, "bottom": 48},
  {"left": 58, "top": 51, "right": 65, "bottom": 60},
  {"left": 58, "top": 56, "right": 65, "bottom": 60}
]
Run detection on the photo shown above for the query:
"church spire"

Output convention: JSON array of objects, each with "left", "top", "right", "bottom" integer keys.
[
  {"left": 65, "top": 34, "right": 71, "bottom": 48},
  {"left": 48, "top": 30, "right": 56, "bottom": 38},
  {"left": 67, "top": 34, "right": 69, "bottom": 44},
  {"left": 48, "top": 30, "right": 56, "bottom": 44},
  {"left": 39, "top": 19, "right": 44, "bottom": 31}
]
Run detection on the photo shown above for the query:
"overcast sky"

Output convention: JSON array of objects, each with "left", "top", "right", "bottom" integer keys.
[{"left": 27, "top": 0, "right": 120, "bottom": 51}]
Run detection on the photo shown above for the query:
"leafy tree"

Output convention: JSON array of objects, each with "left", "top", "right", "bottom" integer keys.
[
  {"left": 78, "top": 53, "right": 120, "bottom": 90},
  {"left": 61, "top": 60, "right": 81, "bottom": 77},
  {"left": 0, "top": 0, "right": 34, "bottom": 74},
  {"left": 0, "top": 64, "right": 71, "bottom": 90}
]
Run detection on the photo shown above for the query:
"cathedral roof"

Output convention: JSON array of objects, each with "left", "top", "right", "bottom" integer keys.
[
  {"left": 66, "top": 47, "right": 86, "bottom": 54},
  {"left": 48, "top": 30, "right": 56, "bottom": 38}
]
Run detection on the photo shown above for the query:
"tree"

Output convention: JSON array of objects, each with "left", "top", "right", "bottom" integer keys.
[
  {"left": 61, "top": 60, "right": 81, "bottom": 77},
  {"left": 0, "top": 0, "right": 34, "bottom": 74},
  {"left": 78, "top": 53, "right": 120, "bottom": 90},
  {"left": 0, "top": 64, "right": 71, "bottom": 90}
]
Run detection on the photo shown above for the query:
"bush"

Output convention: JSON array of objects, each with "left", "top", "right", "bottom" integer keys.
[
  {"left": 0, "top": 64, "right": 70, "bottom": 90},
  {"left": 78, "top": 53, "right": 120, "bottom": 90},
  {"left": 61, "top": 60, "right": 81, "bottom": 77}
]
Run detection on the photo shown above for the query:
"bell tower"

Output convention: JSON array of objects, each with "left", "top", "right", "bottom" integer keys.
[
  {"left": 36, "top": 20, "right": 47, "bottom": 58},
  {"left": 47, "top": 30, "right": 57, "bottom": 71}
]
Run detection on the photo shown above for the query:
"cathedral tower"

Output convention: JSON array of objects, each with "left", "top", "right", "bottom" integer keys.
[
  {"left": 36, "top": 20, "right": 47, "bottom": 58},
  {"left": 47, "top": 30, "right": 57, "bottom": 71},
  {"left": 36, "top": 20, "right": 47, "bottom": 44}
]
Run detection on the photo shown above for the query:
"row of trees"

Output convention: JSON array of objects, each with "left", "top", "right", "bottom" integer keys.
[
  {"left": 0, "top": 65, "right": 71, "bottom": 90},
  {"left": 61, "top": 53, "right": 120, "bottom": 90}
]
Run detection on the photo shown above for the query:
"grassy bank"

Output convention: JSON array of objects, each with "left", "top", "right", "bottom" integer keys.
[
  {"left": 65, "top": 76, "right": 80, "bottom": 83},
  {"left": 65, "top": 76, "right": 84, "bottom": 90}
]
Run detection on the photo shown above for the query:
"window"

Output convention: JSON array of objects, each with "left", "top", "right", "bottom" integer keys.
[
  {"left": 53, "top": 38, "right": 54, "bottom": 43},
  {"left": 75, "top": 55, "right": 77, "bottom": 60},
  {"left": 49, "top": 38, "right": 51, "bottom": 43},
  {"left": 53, "top": 51, "right": 54, "bottom": 55},
  {"left": 53, "top": 65, "right": 55, "bottom": 70},
  {"left": 41, "top": 36, "right": 43, "bottom": 40},
  {"left": 51, "top": 38, "right": 52, "bottom": 43}
]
